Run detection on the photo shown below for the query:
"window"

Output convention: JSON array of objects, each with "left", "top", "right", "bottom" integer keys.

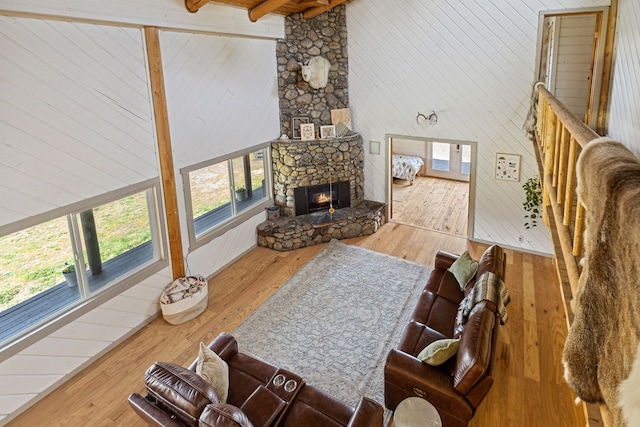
[
  {"left": 185, "top": 146, "right": 271, "bottom": 246},
  {"left": 0, "top": 184, "right": 166, "bottom": 346}
]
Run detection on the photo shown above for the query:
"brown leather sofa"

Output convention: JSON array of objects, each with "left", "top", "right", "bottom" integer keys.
[
  {"left": 384, "top": 245, "right": 506, "bottom": 427},
  {"left": 129, "top": 332, "right": 384, "bottom": 427}
]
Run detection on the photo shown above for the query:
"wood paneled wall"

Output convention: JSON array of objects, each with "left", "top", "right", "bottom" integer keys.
[{"left": 346, "top": 0, "right": 607, "bottom": 254}]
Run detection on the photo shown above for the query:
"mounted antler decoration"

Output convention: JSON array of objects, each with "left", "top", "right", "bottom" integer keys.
[{"left": 298, "top": 56, "right": 331, "bottom": 89}]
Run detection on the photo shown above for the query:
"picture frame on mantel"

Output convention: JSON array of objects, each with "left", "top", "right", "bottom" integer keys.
[
  {"left": 300, "top": 123, "right": 315, "bottom": 141},
  {"left": 291, "top": 116, "right": 310, "bottom": 139},
  {"left": 320, "top": 125, "right": 336, "bottom": 139}
]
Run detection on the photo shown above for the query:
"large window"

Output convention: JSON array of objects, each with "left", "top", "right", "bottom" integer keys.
[
  {"left": 0, "top": 183, "right": 165, "bottom": 347},
  {"left": 185, "top": 146, "right": 271, "bottom": 247}
]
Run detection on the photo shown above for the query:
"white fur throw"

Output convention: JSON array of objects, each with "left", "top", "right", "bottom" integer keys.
[
  {"left": 563, "top": 137, "right": 640, "bottom": 426},
  {"left": 620, "top": 344, "right": 640, "bottom": 426}
]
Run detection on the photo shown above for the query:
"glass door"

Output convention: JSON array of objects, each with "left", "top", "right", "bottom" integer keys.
[{"left": 426, "top": 141, "right": 470, "bottom": 182}]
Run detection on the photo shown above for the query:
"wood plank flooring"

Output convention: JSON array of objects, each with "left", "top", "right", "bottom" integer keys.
[
  {"left": 7, "top": 223, "right": 585, "bottom": 427},
  {"left": 392, "top": 176, "right": 469, "bottom": 236}
]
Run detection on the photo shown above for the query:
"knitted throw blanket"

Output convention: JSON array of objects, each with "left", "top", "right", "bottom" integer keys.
[{"left": 458, "top": 272, "right": 510, "bottom": 325}]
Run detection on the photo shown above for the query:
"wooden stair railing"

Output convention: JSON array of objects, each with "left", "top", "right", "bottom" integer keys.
[{"left": 533, "top": 85, "right": 612, "bottom": 427}]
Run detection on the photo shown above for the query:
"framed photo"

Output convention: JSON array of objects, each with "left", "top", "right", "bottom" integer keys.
[
  {"left": 320, "top": 125, "right": 336, "bottom": 139},
  {"left": 495, "top": 153, "right": 521, "bottom": 182},
  {"left": 291, "top": 116, "right": 310, "bottom": 139},
  {"left": 331, "top": 108, "right": 352, "bottom": 130},
  {"left": 300, "top": 123, "right": 315, "bottom": 141}
]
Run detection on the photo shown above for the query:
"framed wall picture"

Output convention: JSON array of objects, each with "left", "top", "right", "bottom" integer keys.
[
  {"left": 320, "top": 125, "right": 336, "bottom": 139},
  {"left": 300, "top": 123, "right": 315, "bottom": 141},
  {"left": 291, "top": 116, "right": 310, "bottom": 139},
  {"left": 495, "top": 153, "right": 521, "bottom": 181}
]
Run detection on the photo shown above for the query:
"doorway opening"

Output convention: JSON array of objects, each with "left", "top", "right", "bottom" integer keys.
[
  {"left": 387, "top": 136, "right": 475, "bottom": 238},
  {"left": 535, "top": 7, "right": 609, "bottom": 129}
]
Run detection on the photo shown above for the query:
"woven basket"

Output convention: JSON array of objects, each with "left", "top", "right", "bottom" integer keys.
[{"left": 160, "top": 276, "right": 208, "bottom": 325}]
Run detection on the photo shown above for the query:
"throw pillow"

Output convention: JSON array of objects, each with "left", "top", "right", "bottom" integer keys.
[
  {"left": 196, "top": 342, "right": 230, "bottom": 404},
  {"left": 448, "top": 251, "right": 479, "bottom": 291},
  {"left": 417, "top": 338, "right": 461, "bottom": 366}
]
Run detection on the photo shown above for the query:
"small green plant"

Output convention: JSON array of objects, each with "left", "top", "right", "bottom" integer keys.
[
  {"left": 235, "top": 186, "right": 246, "bottom": 193},
  {"left": 523, "top": 176, "right": 542, "bottom": 229},
  {"left": 62, "top": 262, "right": 75, "bottom": 274}
]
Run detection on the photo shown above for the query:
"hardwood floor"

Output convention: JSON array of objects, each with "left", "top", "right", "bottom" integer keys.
[
  {"left": 7, "top": 223, "right": 585, "bottom": 427},
  {"left": 392, "top": 176, "right": 469, "bottom": 236}
]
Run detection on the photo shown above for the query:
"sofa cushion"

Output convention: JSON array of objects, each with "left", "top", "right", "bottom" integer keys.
[
  {"left": 447, "top": 251, "right": 479, "bottom": 291},
  {"left": 417, "top": 337, "right": 461, "bottom": 366},
  {"left": 145, "top": 362, "right": 219, "bottom": 426},
  {"left": 197, "top": 342, "right": 230, "bottom": 403}
]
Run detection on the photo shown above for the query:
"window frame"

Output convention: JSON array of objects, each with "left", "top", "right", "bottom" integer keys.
[
  {"left": 0, "top": 179, "right": 169, "bottom": 359},
  {"left": 182, "top": 143, "right": 273, "bottom": 251}
]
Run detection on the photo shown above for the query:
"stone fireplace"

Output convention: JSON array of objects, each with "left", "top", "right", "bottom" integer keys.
[
  {"left": 258, "top": 133, "right": 386, "bottom": 252},
  {"left": 294, "top": 181, "right": 350, "bottom": 215},
  {"left": 271, "top": 133, "right": 364, "bottom": 217}
]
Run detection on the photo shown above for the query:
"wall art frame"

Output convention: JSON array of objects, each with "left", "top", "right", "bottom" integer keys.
[
  {"left": 291, "top": 116, "right": 310, "bottom": 139},
  {"left": 495, "top": 153, "right": 521, "bottom": 182}
]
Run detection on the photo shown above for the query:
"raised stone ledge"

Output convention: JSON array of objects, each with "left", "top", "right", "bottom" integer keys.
[{"left": 257, "top": 201, "right": 386, "bottom": 251}]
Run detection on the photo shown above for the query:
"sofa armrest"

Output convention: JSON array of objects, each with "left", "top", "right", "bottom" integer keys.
[
  {"left": 385, "top": 349, "right": 473, "bottom": 420},
  {"left": 128, "top": 393, "right": 183, "bottom": 427},
  {"left": 386, "top": 349, "right": 455, "bottom": 393},
  {"left": 434, "top": 251, "right": 460, "bottom": 270},
  {"left": 199, "top": 403, "right": 254, "bottom": 427},
  {"left": 345, "top": 397, "right": 384, "bottom": 427}
]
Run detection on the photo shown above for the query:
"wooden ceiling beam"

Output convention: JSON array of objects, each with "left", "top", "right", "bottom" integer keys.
[
  {"left": 302, "top": 0, "right": 348, "bottom": 19},
  {"left": 249, "top": 0, "right": 293, "bottom": 22},
  {"left": 184, "top": 0, "right": 210, "bottom": 13}
]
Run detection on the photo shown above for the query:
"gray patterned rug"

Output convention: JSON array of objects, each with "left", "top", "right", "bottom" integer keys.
[{"left": 232, "top": 239, "right": 432, "bottom": 412}]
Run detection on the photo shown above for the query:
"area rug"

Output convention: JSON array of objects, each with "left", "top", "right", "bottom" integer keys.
[{"left": 232, "top": 239, "right": 432, "bottom": 412}]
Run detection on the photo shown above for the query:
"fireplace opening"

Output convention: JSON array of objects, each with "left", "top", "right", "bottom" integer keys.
[{"left": 294, "top": 181, "right": 350, "bottom": 216}]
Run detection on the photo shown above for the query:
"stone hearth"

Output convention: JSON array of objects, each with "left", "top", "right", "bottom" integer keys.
[{"left": 257, "top": 201, "right": 386, "bottom": 251}]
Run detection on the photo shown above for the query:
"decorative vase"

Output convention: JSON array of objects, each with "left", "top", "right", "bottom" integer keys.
[{"left": 236, "top": 191, "right": 248, "bottom": 202}]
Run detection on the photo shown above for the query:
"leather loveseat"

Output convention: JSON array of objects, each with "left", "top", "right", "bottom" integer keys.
[
  {"left": 384, "top": 245, "right": 506, "bottom": 427},
  {"left": 129, "top": 332, "right": 384, "bottom": 427}
]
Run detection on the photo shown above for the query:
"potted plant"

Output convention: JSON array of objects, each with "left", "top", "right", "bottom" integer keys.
[
  {"left": 62, "top": 262, "right": 78, "bottom": 287},
  {"left": 522, "top": 176, "right": 542, "bottom": 229},
  {"left": 235, "top": 185, "right": 248, "bottom": 202}
]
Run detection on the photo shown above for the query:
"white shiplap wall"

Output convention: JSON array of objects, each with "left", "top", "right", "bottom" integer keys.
[
  {"left": 552, "top": 14, "right": 598, "bottom": 118},
  {"left": 160, "top": 30, "right": 280, "bottom": 267},
  {"left": 607, "top": 0, "right": 640, "bottom": 156},
  {"left": 0, "top": 16, "right": 157, "bottom": 229},
  {"left": 0, "top": 3, "right": 283, "bottom": 424},
  {"left": 0, "top": 0, "right": 283, "bottom": 40},
  {"left": 0, "top": 14, "right": 168, "bottom": 424},
  {"left": 347, "top": 0, "right": 607, "bottom": 253},
  {"left": 162, "top": 31, "right": 280, "bottom": 168}
]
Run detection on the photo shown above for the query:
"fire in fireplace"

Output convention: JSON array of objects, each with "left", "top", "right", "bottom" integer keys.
[{"left": 294, "top": 181, "right": 350, "bottom": 216}]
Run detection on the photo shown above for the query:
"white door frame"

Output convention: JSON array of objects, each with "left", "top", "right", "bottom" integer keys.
[
  {"left": 385, "top": 134, "right": 476, "bottom": 239},
  {"left": 534, "top": 7, "right": 609, "bottom": 129}
]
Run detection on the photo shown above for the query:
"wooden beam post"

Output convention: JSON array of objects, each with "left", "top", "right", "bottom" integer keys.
[
  {"left": 596, "top": 0, "right": 618, "bottom": 135},
  {"left": 249, "top": 0, "right": 291, "bottom": 22},
  {"left": 184, "top": 0, "right": 210, "bottom": 13},
  {"left": 303, "top": 0, "right": 349, "bottom": 19},
  {"left": 144, "top": 27, "right": 185, "bottom": 280}
]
